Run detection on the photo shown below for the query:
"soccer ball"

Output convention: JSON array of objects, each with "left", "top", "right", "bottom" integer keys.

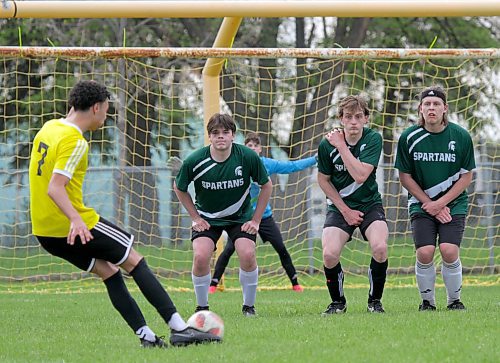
[{"left": 187, "top": 310, "right": 224, "bottom": 339}]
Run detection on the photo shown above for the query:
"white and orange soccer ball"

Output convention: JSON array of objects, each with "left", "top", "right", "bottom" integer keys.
[{"left": 186, "top": 310, "right": 224, "bottom": 339}]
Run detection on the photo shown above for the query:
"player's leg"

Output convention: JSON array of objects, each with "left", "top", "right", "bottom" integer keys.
[
  {"left": 94, "top": 218, "right": 220, "bottom": 346},
  {"left": 438, "top": 215, "right": 466, "bottom": 310},
  {"left": 191, "top": 236, "right": 217, "bottom": 310},
  {"left": 412, "top": 214, "right": 438, "bottom": 310},
  {"left": 260, "top": 217, "right": 302, "bottom": 291},
  {"left": 230, "top": 225, "right": 258, "bottom": 316},
  {"left": 321, "top": 226, "right": 349, "bottom": 314},
  {"left": 210, "top": 237, "right": 236, "bottom": 293},
  {"left": 36, "top": 234, "right": 165, "bottom": 348},
  {"left": 361, "top": 205, "right": 388, "bottom": 313}
]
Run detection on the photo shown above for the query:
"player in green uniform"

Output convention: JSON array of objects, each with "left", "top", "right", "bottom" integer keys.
[
  {"left": 395, "top": 86, "right": 475, "bottom": 311},
  {"left": 174, "top": 113, "right": 272, "bottom": 316},
  {"left": 317, "top": 95, "right": 388, "bottom": 314},
  {"left": 29, "top": 80, "right": 220, "bottom": 348}
]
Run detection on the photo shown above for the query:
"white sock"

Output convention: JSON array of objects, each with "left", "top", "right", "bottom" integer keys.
[
  {"left": 442, "top": 259, "right": 462, "bottom": 305},
  {"left": 239, "top": 267, "right": 258, "bottom": 307},
  {"left": 192, "top": 272, "right": 211, "bottom": 307},
  {"left": 168, "top": 312, "right": 188, "bottom": 332},
  {"left": 135, "top": 325, "right": 156, "bottom": 342},
  {"left": 415, "top": 260, "right": 436, "bottom": 305}
]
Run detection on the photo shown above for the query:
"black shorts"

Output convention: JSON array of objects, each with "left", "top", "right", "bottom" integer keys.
[
  {"left": 191, "top": 223, "right": 257, "bottom": 249},
  {"left": 411, "top": 213, "right": 466, "bottom": 248},
  {"left": 36, "top": 217, "right": 134, "bottom": 272},
  {"left": 323, "top": 204, "right": 387, "bottom": 241}
]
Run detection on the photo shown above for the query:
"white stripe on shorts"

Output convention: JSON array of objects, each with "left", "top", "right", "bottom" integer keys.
[{"left": 94, "top": 221, "right": 135, "bottom": 266}]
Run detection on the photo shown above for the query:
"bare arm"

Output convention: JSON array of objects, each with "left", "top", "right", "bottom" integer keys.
[
  {"left": 47, "top": 173, "right": 93, "bottom": 245},
  {"left": 242, "top": 179, "right": 273, "bottom": 234},
  {"left": 326, "top": 130, "right": 373, "bottom": 183},
  {"left": 173, "top": 181, "right": 210, "bottom": 231},
  {"left": 317, "top": 171, "right": 363, "bottom": 226}
]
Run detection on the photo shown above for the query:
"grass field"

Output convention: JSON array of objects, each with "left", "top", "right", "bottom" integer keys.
[{"left": 1, "top": 285, "right": 498, "bottom": 363}]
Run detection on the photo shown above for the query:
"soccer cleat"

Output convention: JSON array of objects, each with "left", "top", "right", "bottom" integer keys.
[
  {"left": 195, "top": 305, "right": 209, "bottom": 313},
  {"left": 140, "top": 335, "right": 167, "bottom": 348},
  {"left": 367, "top": 299, "right": 385, "bottom": 313},
  {"left": 208, "top": 285, "right": 217, "bottom": 294},
  {"left": 169, "top": 327, "right": 221, "bottom": 347},
  {"left": 242, "top": 305, "right": 257, "bottom": 317},
  {"left": 321, "top": 301, "right": 347, "bottom": 315},
  {"left": 292, "top": 284, "right": 304, "bottom": 292},
  {"left": 447, "top": 300, "right": 466, "bottom": 310},
  {"left": 418, "top": 300, "right": 437, "bottom": 311}
]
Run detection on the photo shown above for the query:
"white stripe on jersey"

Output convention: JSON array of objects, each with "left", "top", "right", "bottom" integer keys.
[
  {"left": 406, "top": 127, "right": 425, "bottom": 144},
  {"left": 408, "top": 132, "right": 431, "bottom": 154},
  {"left": 193, "top": 162, "right": 217, "bottom": 181},
  {"left": 193, "top": 157, "right": 211, "bottom": 172},
  {"left": 339, "top": 180, "right": 363, "bottom": 198},
  {"left": 331, "top": 153, "right": 342, "bottom": 164},
  {"left": 326, "top": 180, "right": 363, "bottom": 206},
  {"left": 64, "top": 139, "right": 87, "bottom": 176},
  {"left": 197, "top": 186, "right": 251, "bottom": 219},
  {"left": 94, "top": 221, "right": 133, "bottom": 248},
  {"left": 408, "top": 168, "right": 469, "bottom": 206}
]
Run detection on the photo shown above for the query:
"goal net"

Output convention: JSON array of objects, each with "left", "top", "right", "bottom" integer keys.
[{"left": 0, "top": 47, "right": 498, "bottom": 292}]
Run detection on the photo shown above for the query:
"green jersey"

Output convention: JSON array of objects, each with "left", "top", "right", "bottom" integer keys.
[
  {"left": 175, "top": 143, "right": 269, "bottom": 226},
  {"left": 317, "top": 127, "right": 383, "bottom": 213},
  {"left": 394, "top": 122, "right": 475, "bottom": 216}
]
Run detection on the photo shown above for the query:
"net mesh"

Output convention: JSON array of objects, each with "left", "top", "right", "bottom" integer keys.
[{"left": 0, "top": 49, "right": 498, "bottom": 292}]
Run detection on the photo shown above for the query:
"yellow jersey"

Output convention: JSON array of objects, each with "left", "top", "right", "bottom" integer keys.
[{"left": 29, "top": 119, "right": 99, "bottom": 237}]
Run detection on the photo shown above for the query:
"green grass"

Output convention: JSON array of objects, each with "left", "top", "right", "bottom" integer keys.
[{"left": 1, "top": 286, "right": 499, "bottom": 362}]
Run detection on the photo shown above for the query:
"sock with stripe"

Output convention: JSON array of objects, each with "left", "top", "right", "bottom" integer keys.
[{"left": 324, "top": 262, "right": 346, "bottom": 304}]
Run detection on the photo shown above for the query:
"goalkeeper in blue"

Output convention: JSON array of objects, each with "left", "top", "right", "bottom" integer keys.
[
  {"left": 317, "top": 95, "right": 388, "bottom": 314},
  {"left": 395, "top": 86, "right": 475, "bottom": 311},
  {"left": 208, "top": 132, "right": 317, "bottom": 293}
]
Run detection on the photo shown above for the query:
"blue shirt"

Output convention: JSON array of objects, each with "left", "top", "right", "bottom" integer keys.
[{"left": 251, "top": 156, "right": 317, "bottom": 219}]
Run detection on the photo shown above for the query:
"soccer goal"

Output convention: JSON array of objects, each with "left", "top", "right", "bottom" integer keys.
[{"left": 0, "top": 47, "right": 498, "bottom": 292}]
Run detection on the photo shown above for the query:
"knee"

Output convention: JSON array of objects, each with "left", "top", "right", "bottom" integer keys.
[
  {"left": 440, "top": 244, "right": 459, "bottom": 263},
  {"left": 416, "top": 247, "right": 435, "bottom": 264},
  {"left": 323, "top": 250, "right": 340, "bottom": 268},
  {"left": 93, "top": 260, "right": 119, "bottom": 280},
  {"left": 193, "top": 251, "right": 211, "bottom": 268},
  {"left": 371, "top": 241, "right": 387, "bottom": 262}
]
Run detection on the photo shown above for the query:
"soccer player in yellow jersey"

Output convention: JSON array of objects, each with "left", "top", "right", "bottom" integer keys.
[{"left": 29, "top": 80, "right": 220, "bottom": 348}]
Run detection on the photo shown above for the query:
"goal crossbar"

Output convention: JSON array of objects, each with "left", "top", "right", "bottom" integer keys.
[{"left": 1, "top": 47, "right": 499, "bottom": 60}]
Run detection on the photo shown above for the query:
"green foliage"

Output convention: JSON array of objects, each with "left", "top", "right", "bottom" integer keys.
[{"left": 0, "top": 287, "right": 498, "bottom": 362}]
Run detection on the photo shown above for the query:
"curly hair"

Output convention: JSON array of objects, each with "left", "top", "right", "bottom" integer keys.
[{"left": 68, "top": 80, "right": 110, "bottom": 111}]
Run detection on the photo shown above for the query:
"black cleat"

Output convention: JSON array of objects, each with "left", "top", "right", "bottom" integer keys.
[
  {"left": 195, "top": 305, "right": 209, "bottom": 313},
  {"left": 418, "top": 300, "right": 437, "bottom": 311},
  {"left": 367, "top": 299, "right": 385, "bottom": 313},
  {"left": 242, "top": 305, "right": 257, "bottom": 317},
  {"left": 140, "top": 335, "right": 167, "bottom": 348},
  {"left": 169, "top": 327, "right": 221, "bottom": 347},
  {"left": 321, "top": 301, "right": 347, "bottom": 315},
  {"left": 447, "top": 300, "right": 466, "bottom": 310}
]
